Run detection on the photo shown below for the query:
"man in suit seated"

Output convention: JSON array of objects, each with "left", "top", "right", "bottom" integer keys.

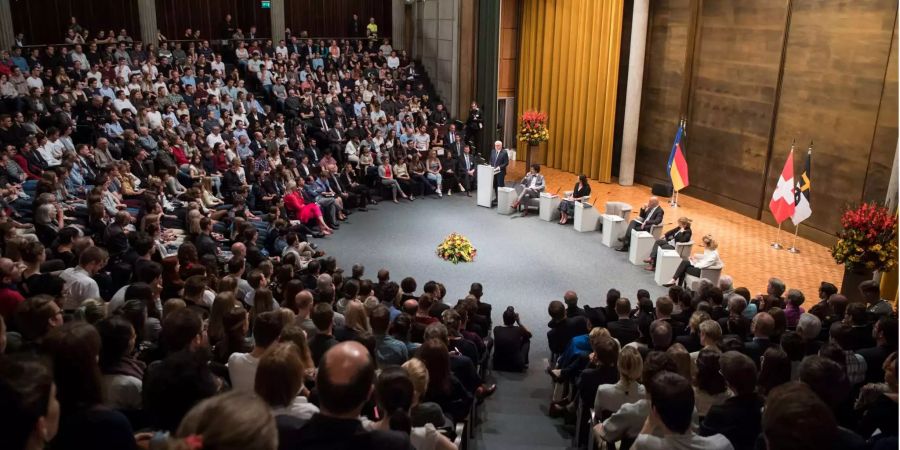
[
  {"left": 644, "top": 217, "right": 693, "bottom": 271},
  {"left": 616, "top": 196, "right": 664, "bottom": 252},
  {"left": 457, "top": 145, "right": 476, "bottom": 196},
  {"left": 607, "top": 298, "right": 640, "bottom": 346},
  {"left": 511, "top": 164, "right": 545, "bottom": 216},
  {"left": 742, "top": 312, "right": 775, "bottom": 368}
]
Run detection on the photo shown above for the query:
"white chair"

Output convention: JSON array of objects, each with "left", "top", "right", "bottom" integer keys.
[
  {"left": 539, "top": 192, "right": 561, "bottom": 222},
  {"left": 605, "top": 201, "right": 632, "bottom": 219},
  {"left": 628, "top": 230, "right": 655, "bottom": 265},
  {"left": 513, "top": 184, "right": 541, "bottom": 213},
  {"left": 649, "top": 223, "right": 664, "bottom": 239},
  {"left": 497, "top": 187, "right": 516, "bottom": 215},
  {"left": 686, "top": 264, "right": 724, "bottom": 291},
  {"left": 600, "top": 214, "right": 627, "bottom": 246},
  {"left": 574, "top": 201, "right": 601, "bottom": 232},
  {"left": 654, "top": 249, "right": 682, "bottom": 286},
  {"left": 675, "top": 241, "right": 693, "bottom": 260}
]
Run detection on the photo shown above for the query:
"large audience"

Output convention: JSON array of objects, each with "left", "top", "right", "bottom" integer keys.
[{"left": 0, "top": 14, "right": 895, "bottom": 450}]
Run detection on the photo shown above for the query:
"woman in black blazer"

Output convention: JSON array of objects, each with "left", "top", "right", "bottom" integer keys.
[
  {"left": 644, "top": 217, "right": 693, "bottom": 270},
  {"left": 558, "top": 174, "right": 591, "bottom": 224}
]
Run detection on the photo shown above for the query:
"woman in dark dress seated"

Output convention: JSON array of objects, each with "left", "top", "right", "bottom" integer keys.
[{"left": 558, "top": 174, "right": 591, "bottom": 224}]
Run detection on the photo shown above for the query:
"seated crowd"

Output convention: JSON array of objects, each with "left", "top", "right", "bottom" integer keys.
[
  {"left": 0, "top": 19, "right": 507, "bottom": 450},
  {"left": 544, "top": 277, "right": 897, "bottom": 450}
]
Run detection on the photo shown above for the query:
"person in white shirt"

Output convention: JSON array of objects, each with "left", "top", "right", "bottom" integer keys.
[
  {"left": 254, "top": 341, "right": 320, "bottom": 420},
  {"left": 206, "top": 126, "right": 225, "bottom": 148},
  {"left": 664, "top": 234, "right": 723, "bottom": 287},
  {"left": 25, "top": 68, "right": 43, "bottom": 90},
  {"left": 211, "top": 55, "right": 226, "bottom": 75},
  {"left": 36, "top": 131, "right": 64, "bottom": 167},
  {"left": 631, "top": 371, "right": 733, "bottom": 450},
  {"left": 113, "top": 90, "right": 137, "bottom": 114},
  {"left": 59, "top": 246, "right": 108, "bottom": 311},
  {"left": 227, "top": 310, "right": 284, "bottom": 393},
  {"left": 275, "top": 40, "right": 289, "bottom": 59}
]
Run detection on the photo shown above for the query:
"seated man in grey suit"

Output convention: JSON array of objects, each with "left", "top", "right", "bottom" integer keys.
[
  {"left": 512, "top": 164, "right": 545, "bottom": 216},
  {"left": 617, "top": 196, "right": 664, "bottom": 252}
]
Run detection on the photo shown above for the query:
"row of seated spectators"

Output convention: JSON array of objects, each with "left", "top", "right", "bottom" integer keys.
[
  {"left": 0, "top": 26, "right": 512, "bottom": 450},
  {"left": 543, "top": 277, "right": 897, "bottom": 450}
]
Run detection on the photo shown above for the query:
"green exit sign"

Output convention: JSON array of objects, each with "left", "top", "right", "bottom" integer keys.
[{"left": 261, "top": 1, "right": 271, "bottom": 8}]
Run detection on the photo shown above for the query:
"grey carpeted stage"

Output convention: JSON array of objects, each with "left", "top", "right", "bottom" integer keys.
[{"left": 322, "top": 194, "right": 667, "bottom": 450}]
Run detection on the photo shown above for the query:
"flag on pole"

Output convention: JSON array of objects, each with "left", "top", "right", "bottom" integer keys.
[
  {"left": 791, "top": 146, "right": 812, "bottom": 226},
  {"left": 667, "top": 121, "right": 689, "bottom": 192},
  {"left": 769, "top": 147, "right": 796, "bottom": 224}
]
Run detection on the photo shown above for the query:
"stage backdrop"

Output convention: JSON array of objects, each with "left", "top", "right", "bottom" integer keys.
[{"left": 515, "top": 0, "right": 624, "bottom": 183}]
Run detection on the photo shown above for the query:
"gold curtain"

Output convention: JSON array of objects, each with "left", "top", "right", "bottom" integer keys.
[{"left": 515, "top": 0, "right": 624, "bottom": 182}]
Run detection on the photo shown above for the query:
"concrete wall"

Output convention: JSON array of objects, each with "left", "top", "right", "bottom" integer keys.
[{"left": 413, "top": 0, "right": 460, "bottom": 117}]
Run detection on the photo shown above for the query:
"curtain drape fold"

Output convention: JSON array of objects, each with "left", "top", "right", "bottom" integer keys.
[{"left": 515, "top": 0, "right": 624, "bottom": 182}]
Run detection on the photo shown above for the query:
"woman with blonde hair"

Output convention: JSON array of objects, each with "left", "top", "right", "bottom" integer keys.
[
  {"left": 425, "top": 149, "right": 443, "bottom": 197},
  {"left": 167, "top": 390, "right": 277, "bottom": 450},
  {"left": 279, "top": 325, "right": 316, "bottom": 379},
  {"left": 403, "top": 357, "right": 453, "bottom": 431},
  {"left": 335, "top": 300, "right": 376, "bottom": 356},
  {"left": 254, "top": 342, "right": 319, "bottom": 420},
  {"left": 663, "top": 234, "right": 722, "bottom": 287},
  {"left": 593, "top": 345, "right": 645, "bottom": 417}
]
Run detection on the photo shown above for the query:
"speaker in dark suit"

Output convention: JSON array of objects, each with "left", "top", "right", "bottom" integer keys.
[{"left": 617, "top": 197, "right": 665, "bottom": 252}]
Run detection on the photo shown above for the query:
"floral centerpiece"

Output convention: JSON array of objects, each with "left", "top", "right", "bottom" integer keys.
[
  {"left": 518, "top": 111, "right": 550, "bottom": 146},
  {"left": 437, "top": 233, "right": 477, "bottom": 264},
  {"left": 831, "top": 203, "right": 898, "bottom": 273}
]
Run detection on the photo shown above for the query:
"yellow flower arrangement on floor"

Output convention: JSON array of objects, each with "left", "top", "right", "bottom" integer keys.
[{"left": 437, "top": 233, "right": 477, "bottom": 264}]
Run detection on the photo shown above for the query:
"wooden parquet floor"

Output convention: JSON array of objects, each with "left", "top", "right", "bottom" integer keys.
[{"left": 507, "top": 163, "right": 841, "bottom": 307}]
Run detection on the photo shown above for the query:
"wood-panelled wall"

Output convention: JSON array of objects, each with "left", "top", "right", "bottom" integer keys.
[
  {"left": 283, "top": 0, "right": 392, "bottom": 39},
  {"left": 635, "top": 0, "right": 899, "bottom": 244},
  {"left": 11, "top": 0, "right": 140, "bottom": 45},
  {"left": 11, "top": 0, "right": 392, "bottom": 45},
  {"left": 155, "top": 0, "right": 271, "bottom": 41},
  {"left": 498, "top": 0, "right": 519, "bottom": 98}
]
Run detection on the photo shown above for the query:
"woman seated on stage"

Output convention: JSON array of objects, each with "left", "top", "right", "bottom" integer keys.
[
  {"left": 283, "top": 180, "right": 333, "bottom": 235},
  {"left": 441, "top": 150, "right": 462, "bottom": 196},
  {"left": 378, "top": 155, "right": 410, "bottom": 203},
  {"left": 644, "top": 217, "right": 693, "bottom": 271},
  {"left": 663, "top": 234, "right": 721, "bottom": 287},
  {"left": 558, "top": 174, "right": 591, "bottom": 224}
]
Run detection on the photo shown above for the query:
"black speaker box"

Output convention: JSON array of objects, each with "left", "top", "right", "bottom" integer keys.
[{"left": 652, "top": 182, "right": 674, "bottom": 197}]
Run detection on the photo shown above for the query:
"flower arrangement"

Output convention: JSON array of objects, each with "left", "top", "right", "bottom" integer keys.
[
  {"left": 831, "top": 202, "right": 898, "bottom": 273},
  {"left": 518, "top": 110, "right": 550, "bottom": 145},
  {"left": 437, "top": 233, "right": 477, "bottom": 264}
]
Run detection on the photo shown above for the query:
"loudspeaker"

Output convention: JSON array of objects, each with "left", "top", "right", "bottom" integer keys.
[{"left": 652, "top": 182, "right": 674, "bottom": 198}]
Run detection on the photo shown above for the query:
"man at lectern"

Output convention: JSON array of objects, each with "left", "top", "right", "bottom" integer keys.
[{"left": 490, "top": 140, "right": 509, "bottom": 188}]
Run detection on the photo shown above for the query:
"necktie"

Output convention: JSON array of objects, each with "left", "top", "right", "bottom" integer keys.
[{"left": 322, "top": 119, "right": 329, "bottom": 131}]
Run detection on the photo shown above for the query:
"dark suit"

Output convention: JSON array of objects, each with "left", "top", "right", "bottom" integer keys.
[
  {"left": 103, "top": 223, "right": 129, "bottom": 256},
  {"left": 547, "top": 316, "right": 589, "bottom": 356},
  {"left": 698, "top": 394, "right": 764, "bottom": 450},
  {"left": 282, "top": 414, "right": 413, "bottom": 450},
  {"left": 445, "top": 135, "right": 463, "bottom": 157},
  {"left": 718, "top": 316, "right": 751, "bottom": 341},
  {"left": 608, "top": 318, "right": 641, "bottom": 346},
  {"left": 457, "top": 152, "right": 476, "bottom": 191},
  {"left": 649, "top": 227, "right": 693, "bottom": 260},
  {"left": 220, "top": 169, "right": 243, "bottom": 203},
  {"left": 489, "top": 147, "right": 509, "bottom": 188},
  {"left": 620, "top": 205, "right": 664, "bottom": 249},
  {"left": 195, "top": 233, "right": 218, "bottom": 259},
  {"left": 742, "top": 337, "right": 773, "bottom": 368}
]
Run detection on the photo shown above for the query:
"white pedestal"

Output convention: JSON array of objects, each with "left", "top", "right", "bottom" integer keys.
[
  {"left": 628, "top": 231, "right": 655, "bottom": 265},
  {"left": 600, "top": 214, "right": 626, "bottom": 246},
  {"left": 573, "top": 202, "right": 601, "bottom": 232},
  {"left": 539, "top": 193, "right": 561, "bottom": 222},
  {"left": 476, "top": 164, "right": 495, "bottom": 207},
  {"left": 497, "top": 187, "right": 515, "bottom": 215},
  {"left": 654, "top": 249, "right": 682, "bottom": 285}
]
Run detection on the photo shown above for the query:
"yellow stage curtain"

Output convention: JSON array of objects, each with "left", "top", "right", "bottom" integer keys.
[{"left": 515, "top": 0, "right": 624, "bottom": 182}]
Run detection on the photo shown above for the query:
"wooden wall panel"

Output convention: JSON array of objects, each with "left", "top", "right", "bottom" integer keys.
[
  {"left": 766, "top": 0, "right": 897, "bottom": 237},
  {"left": 11, "top": 0, "right": 140, "bottom": 45},
  {"left": 155, "top": 0, "right": 271, "bottom": 42},
  {"left": 634, "top": 0, "right": 692, "bottom": 183},
  {"left": 863, "top": 14, "right": 898, "bottom": 205},
  {"left": 498, "top": 0, "right": 518, "bottom": 97},
  {"left": 284, "top": 0, "right": 392, "bottom": 40},
  {"left": 684, "top": 0, "right": 788, "bottom": 211}
]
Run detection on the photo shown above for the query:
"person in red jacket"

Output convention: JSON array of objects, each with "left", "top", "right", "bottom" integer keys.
[
  {"left": 0, "top": 257, "right": 25, "bottom": 323},
  {"left": 284, "top": 179, "right": 333, "bottom": 235}
]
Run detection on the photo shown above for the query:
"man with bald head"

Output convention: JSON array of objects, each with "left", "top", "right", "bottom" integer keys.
[
  {"left": 743, "top": 312, "right": 775, "bottom": 367},
  {"left": 230, "top": 242, "right": 246, "bottom": 260},
  {"left": 283, "top": 341, "right": 413, "bottom": 450},
  {"left": 617, "top": 196, "right": 664, "bottom": 252}
]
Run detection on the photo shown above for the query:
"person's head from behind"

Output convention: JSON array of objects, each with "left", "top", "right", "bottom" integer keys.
[
  {"left": 591, "top": 334, "right": 619, "bottom": 368},
  {"left": 548, "top": 300, "right": 566, "bottom": 321},
  {"left": 40, "top": 321, "right": 102, "bottom": 413},
  {"left": 615, "top": 298, "right": 631, "bottom": 318},
  {"left": 161, "top": 308, "right": 204, "bottom": 353},
  {"left": 858, "top": 280, "right": 881, "bottom": 305},
  {"left": 617, "top": 346, "right": 643, "bottom": 383},
  {"left": 694, "top": 348, "right": 727, "bottom": 394},
  {"left": 311, "top": 302, "right": 334, "bottom": 334},
  {"left": 642, "top": 351, "right": 677, "bottom": 384},
  {"left": 255, "top": 342, "right": 305, "bottom": 409},
  {"left": 751, "top": 312, "right": 775, "bottom": 338},
  {"left": 649, "top": 319, "right": 673, "bottom": 350},
  {"left": 762, "top": 382, "right": 837, "bottom": 450},
  {"left": 758, "top": 346, "right": 791, "bottom": 395},
  {"left": 767, "top": 277, "right": 786, "bottom": 298},
  {"left": 95, "top": 316, "right": 136, "bottom": 370},
  {"left": 502, "top": 306, "right": 517, "bottom": 326},
  {"left": 375, "top": 366, "right": 415, "bottom": 433},
  {"left": 15, "top": 295, "right": 63, "bottom": 342},
  {"left": 719, "top": 351, "right": 757, "bottom": 396},
  {"left": 370, "top": 305, "right": 391, "bottom": 335},
  {"left": 655, "top": 296, "right": 673, "bottom": 318},
  {"left": 798, "top": 355, "right": 850, "bottom": 411},
  {"left": 174, "top": 390, "right": 277, "bottom": 450},
  {"left": 254, "top": 311, "right": 285, "bottom": 350},
  {"left": 0, "top": 355, "right": 60, "bottom": 450},
  {"left": 646, "top": 371, "right": 694, "bottom": 434},
  {"left": 796, "top": 313, "right": 821, "bottom": 343},
  {"left": 316, "top": 341, "right": 375, "bottom": 418}
]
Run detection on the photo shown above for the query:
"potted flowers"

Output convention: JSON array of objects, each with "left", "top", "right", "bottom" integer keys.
[
  {"left": 831, "top": 202, "right": 898, "bottom": 301},
  {"left": 518, "top": 111, "right": 549, "bottom": 167},
  {"left": 437, "top": 233, "right": 477, "bottom": 264}
]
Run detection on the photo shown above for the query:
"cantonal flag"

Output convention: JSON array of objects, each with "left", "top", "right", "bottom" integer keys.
[
  {"left": 667, "top": 123, "right": 689, "bottom": 192},
  {"left": 791, "top": 148, "right": 812, "bottom": 226},
  {"left": 769, "top": 148, "right": 796, "bottom": 224}
]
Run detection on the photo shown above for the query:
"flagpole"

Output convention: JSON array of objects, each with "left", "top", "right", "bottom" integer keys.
[
  {"left": 771, "top": 222, "right": 784, "bottom": 249},
  {"left": 670, "top": 117, "right": 685, "bottom": 207},
  {"left": 788, "top": 225, "right": 800, "bottom": 253}
]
